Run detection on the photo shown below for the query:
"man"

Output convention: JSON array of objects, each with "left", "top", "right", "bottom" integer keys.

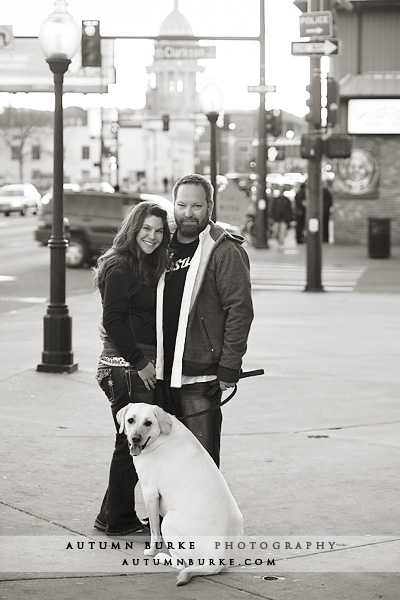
[
  {"left": 322, "top": 185, "right": 333, "bottom": 243},
  {"left": 295, "top": 183, "right": 306, "bottom": 244},
  {"left": 156, "top": 174, "right": 254, "bottom": 466},
  {"left": 271, "top": 188, "right": 293, "bottom": 251}
]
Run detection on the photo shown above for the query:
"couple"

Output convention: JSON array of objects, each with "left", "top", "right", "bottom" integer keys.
[{"left": 93, "top": 173, "right": 254, "bottom": 537}]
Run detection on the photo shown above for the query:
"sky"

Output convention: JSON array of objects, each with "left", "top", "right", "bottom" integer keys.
[{"left": 0, "top": 0, "right": 314, "bottom": 117}]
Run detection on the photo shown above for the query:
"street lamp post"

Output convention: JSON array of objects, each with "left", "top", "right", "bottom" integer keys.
[
  {"left": 199, "top": 83, "right": 224, "bottom": 222},
  {"left": 37, "top": 1, "right": 80, "bottom": 373}
]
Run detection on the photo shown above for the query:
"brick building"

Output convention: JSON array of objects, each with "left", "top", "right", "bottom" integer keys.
[{"left": 328, "top": 0, "right": 400, "bottom": 246}]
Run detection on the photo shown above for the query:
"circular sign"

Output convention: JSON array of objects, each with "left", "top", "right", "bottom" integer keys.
[{"left": 336, "top": 149, "right": 379, "bottom": 196}]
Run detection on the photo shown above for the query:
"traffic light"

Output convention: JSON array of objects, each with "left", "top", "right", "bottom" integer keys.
[
  {"left": 265, "top": 109, "right": 282, "bottom": 138},
  {"left": 323, "top": 134, "right": 352, "bottom": 158},
  {"left": 306, "top": 74, "right": 321, "bottom": 128},
  {"left": 301, "top": 134, "right": 322, "bottom": 159},
  {"left": 326, "top": 77, "right": 339, "bottom": 127},
  {"left": 162, "top": 114, "right": 170, "bottom": 131},
  {"left": 81, "top": 20, "right": 101, "bottom": 68},
  {"left": 276, "top": 148, "right": 285, "bottom": 161}
]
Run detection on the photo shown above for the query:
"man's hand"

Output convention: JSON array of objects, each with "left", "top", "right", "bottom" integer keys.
[
  {"left": 138, "top": 362, "right": 157, "bottom": 391},
  {"left": 219, "top": 380, "right": 236, "bottom": 392}
]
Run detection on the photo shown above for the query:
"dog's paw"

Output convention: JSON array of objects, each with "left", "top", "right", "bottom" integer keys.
[
  {"left": 154, "top": 552, "right": 183, "bottom": 571},
  {"left": 154, "top": 552, "right": 173, "bottom": 565},
  {"left": 176, "top": 570, "right": 191, "bottom": 586}
]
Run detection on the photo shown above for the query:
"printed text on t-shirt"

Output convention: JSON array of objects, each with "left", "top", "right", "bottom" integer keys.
[{"left": 172, "top": 256, "right": 194, "bottom": 271}]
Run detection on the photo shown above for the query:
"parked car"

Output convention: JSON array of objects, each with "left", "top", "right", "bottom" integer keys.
[
  {"left": 40, "top": 183, "right": 82, "bottom": 206},
  {"left": 0, "top": 183, "right": 42, "bottom": 216},
  {"left": 35, "top": 190, "right": 175, "bottom": 268},
  {"left": 82, "top": 182, "right": 115, "bottom": 193}
]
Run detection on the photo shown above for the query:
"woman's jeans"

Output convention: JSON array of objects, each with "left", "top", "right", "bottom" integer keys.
[{"left": 96, "top": 363, "right": 155, "bottom": 534}]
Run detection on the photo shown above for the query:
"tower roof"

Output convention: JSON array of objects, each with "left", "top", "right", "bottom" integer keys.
[{"left": 158, "top": 0, "right": 193, "bottom": 37}]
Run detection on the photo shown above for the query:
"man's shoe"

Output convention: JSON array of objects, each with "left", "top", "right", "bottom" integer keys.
[{"left": 93, "top": 518, "right": 106, "bottom": 532}]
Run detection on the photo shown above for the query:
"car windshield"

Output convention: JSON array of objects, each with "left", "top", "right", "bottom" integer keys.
[{"left": 0, "top": 188, "right": 23, "bottom": 196}]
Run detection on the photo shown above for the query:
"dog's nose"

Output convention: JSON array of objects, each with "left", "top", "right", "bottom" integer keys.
[{"left": 131, "top": 435, "right": 141, "bottom": 444}]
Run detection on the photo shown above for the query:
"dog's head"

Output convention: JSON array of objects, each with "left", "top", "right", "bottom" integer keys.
[{"left": 116, "top": 403, "right": 173, "bottom": 457}]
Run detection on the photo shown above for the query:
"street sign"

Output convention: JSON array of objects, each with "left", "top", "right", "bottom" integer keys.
[
  {"left": 248, "top": 84, "right": 276, "bottom": 93},
  {"left": 299, "top": 11, "right": 333, "bottom": 38},
  {"left": 291, "top": 39, "right": 339, "bottom": 57},
  {"left": 155, "top": 45, "right": 216, "bottom": 59}
]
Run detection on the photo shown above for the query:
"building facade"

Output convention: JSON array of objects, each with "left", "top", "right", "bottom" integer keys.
[{"left": 328, "top": 0, "right": 400, "bottom": 246}]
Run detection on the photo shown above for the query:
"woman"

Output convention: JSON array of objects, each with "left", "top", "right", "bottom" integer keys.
[{"left": 93, "top": 202, "right": 170, "bottom": 536}]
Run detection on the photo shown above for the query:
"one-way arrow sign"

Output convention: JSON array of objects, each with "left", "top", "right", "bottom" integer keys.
[{"left": 291, "top": 39, "right": 340, "bottom": 57}]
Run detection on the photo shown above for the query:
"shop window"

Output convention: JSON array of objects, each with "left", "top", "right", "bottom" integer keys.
[{"left": 32, "top": 145, "right": 40, "bottom": 160}]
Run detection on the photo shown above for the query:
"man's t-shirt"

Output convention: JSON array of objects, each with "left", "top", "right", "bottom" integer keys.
[{"left": 163, "top": 237, "right": 199, "bottom": 380}]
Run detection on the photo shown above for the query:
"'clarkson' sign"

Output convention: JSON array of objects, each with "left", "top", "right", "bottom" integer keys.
[{"left": 155, "top": 45, "right": 216, "bottom": 60}]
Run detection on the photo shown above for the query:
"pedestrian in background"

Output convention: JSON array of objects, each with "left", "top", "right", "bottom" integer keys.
[
  {"left": 93, "top": 202, "right": 170, "bottom": 537},
  {"left": 323, "top": 184, "right": 333, "bottom": 243},
  {"left": 271, "top": 187, "right": 293, "bottom": 250},
  {"left": 157, "top": 173, "right": 254, "bottom": 467},
  {"left": 295, "top": 182, "right": 307, "bottom": 244}
]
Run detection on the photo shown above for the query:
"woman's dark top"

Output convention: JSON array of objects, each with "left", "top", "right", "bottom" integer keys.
[{"left": 100, "top": 259, "right": 156, "bottom": 370}]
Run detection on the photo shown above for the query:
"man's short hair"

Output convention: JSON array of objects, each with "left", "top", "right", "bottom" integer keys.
[{"left": 172, "top": 174, "right": 214, "bottom": 210}]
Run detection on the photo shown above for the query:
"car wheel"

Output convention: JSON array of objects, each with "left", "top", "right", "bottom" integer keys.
[
  {"left": 66, "top": 236, "right": 89, "bottom": 268},
  {"left": 4, "top": 212, "right": 10, "bottom": 217}
]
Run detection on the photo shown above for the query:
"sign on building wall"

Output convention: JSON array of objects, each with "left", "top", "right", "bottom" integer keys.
[
  {"left": 216, "top": 179, "right": 250, "bottom": 228},
  {"left": 0, "top": 37, "right": 115, "bottom": 93},
  {"left": 348, "top": 99, "right": 400, "bottom": 135}
]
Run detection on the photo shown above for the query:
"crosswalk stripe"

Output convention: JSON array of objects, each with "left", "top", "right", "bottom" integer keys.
[
  {"left": 0, "top": 296, "right": 47, "bottom": 303},
  {"left": 250, "top": 262, "right": 366, "bottom": 292}
]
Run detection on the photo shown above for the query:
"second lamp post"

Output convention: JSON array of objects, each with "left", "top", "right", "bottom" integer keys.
[{"left": 199, "top": 83, "right": 224, "bottom": 222}]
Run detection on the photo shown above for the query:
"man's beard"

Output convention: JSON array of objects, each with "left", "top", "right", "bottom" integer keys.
[{"left": 176, "top": 215, "right": 209, "bottom": 238}]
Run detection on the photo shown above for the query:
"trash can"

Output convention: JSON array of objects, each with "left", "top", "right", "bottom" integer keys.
[{"left": 368, "top": 218, "right": 391, "bottom": 259}]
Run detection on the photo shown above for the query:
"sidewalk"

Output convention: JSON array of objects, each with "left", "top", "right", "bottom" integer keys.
[{"left": 1, "top": 246, "right": 399, "bottom": 599}]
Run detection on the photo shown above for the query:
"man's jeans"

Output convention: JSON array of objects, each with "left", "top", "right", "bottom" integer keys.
[
  {"left": 95, "top": 365, "right": 155, "bottom": 534},
  {"left": 161, "top": 380, "right": 222, "bottom": 467}
]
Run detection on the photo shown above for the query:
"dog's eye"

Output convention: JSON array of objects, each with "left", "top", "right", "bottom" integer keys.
[
  {"left": 127, "top": 418, "right": 134, "bottom": 424},
  {"left": 144, "top": 420, "right": 152, "bottom": 427}
]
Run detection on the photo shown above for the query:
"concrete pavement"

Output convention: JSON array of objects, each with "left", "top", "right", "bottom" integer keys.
[{"left": 1, "top": 243, "right": 399, "bottom": 599}]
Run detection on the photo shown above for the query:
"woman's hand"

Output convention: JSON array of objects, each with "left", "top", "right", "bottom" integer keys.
[{"left": 138, "top": 362, "right": 157, "bottom": 391}]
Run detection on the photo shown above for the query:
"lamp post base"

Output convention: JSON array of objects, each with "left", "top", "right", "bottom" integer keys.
[
  {"left": 37, "top": 312, "right": 78, "bottom": 374},
  {"left": 37, "top": 363, "right": 78, "bottom": 374}
]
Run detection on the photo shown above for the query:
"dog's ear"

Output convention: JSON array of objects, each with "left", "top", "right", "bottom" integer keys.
[
  {"left": 116, "top": 404, "right": 132, "bottom": 434},
  {"left": 152, "top": 405, "right": 172, "bottom": 435}
]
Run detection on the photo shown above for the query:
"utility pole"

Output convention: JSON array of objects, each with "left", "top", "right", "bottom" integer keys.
[
  {"left": 305, "top": 55, "right": 324, "bottom": 292},
  {"left": 256, "top": 0, "right": 268, "bottom": 248},
  {"left": 247, "top": 1, "right": 277, "bottom": 248},
  {"left": 303, "top": 0, "right": 331, "bottom": 291}
]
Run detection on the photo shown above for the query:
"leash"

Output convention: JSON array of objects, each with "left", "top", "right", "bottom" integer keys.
[{"left": 177, "top": 369, "right": 264, "bottom": 421}]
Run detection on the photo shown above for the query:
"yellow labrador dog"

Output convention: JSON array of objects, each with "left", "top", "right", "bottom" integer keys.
[{"left": 117, "top": 402, "right": 243, "bottom": 586}]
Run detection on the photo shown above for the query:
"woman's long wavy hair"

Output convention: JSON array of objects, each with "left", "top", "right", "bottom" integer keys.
[{"left": 93, "top": 202, "right": 171, "bottom": 295}]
